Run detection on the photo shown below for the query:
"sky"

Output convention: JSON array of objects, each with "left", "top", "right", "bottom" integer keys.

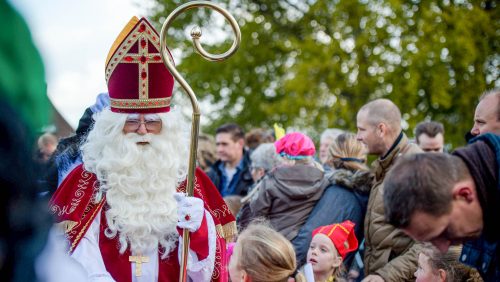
[{"left": 10, "top": 0, "right": 156, "bottom": 128}]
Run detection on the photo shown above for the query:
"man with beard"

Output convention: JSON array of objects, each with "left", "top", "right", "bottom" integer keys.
[
  {"left": 356, "top": 99, "right": 422, "bottom": 282},
  {"left": 49, "top": 17, "right": 236, "bottom": 282}
]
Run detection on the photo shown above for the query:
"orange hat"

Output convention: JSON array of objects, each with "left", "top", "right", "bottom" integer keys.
[
  {"left": 312, "top": 220, "right": 358, "bottom": 259},
  {"left": 105, "top": 17, "right": 174, "bottom": 113}
]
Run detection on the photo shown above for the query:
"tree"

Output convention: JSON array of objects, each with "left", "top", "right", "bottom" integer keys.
[{"left": 150, "top": 0, "right": 499, "bottom": 147}]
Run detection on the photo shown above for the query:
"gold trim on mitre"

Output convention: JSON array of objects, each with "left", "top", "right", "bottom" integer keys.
[
  {"left": 105, "top": 16, "right": 139, "bottom": 69},
  {"left": 110, "top": 97, "right": 172, "bottom": 109}
]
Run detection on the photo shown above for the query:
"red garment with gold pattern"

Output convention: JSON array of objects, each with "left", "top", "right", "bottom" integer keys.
[{"left": 50, "top": 164, "right": 236, "bottom": 282}]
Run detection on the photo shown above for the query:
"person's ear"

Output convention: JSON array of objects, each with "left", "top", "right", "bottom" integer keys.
[
  {"left": 332, "top": 256, "right": 343, "bottom": 268},
  {"left": 438, "top": 269, "right": 447, "bottom": 282},
  {"left": 452, "top": 183, "right": 475, "bottom": 203},
  {"left": 376, "top": 123, "right": 386, "bottom": 137}
]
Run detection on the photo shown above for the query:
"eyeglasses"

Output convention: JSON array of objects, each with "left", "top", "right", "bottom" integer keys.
[{"left": 124, "top": 119, "right": 162, "bottom": 132}]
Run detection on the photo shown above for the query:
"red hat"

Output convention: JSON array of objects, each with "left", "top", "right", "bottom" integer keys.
[
  {"left": 105, "top": 17, "right": 174, "bottom": 113},
  {"left": 312, "top": 220, "right": 358, "bottom": 259},
  {"left": 274, "top": 132, "right": 316, "bottom": 158}
]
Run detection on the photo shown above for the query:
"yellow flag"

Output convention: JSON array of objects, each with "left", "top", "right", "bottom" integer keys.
[{"left": 274, "top": 123, "right": 286, "bottom": 140}]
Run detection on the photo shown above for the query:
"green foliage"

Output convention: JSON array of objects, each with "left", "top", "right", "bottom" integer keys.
[{"left": 151, "top": 0, "right": 499, "bottom": 147}]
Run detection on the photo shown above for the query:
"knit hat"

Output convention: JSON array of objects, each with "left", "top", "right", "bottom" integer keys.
[
  {"left": 105, "top": 17, "right": 175, "bottom": 113},
  {"left": 274, "top": 132, "right": 315, "bottom": 160},
  {"left": 312, "top": 220, "right": 358, "bottom": 259}
]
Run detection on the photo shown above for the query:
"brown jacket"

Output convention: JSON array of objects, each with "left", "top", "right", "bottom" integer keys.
[
  {"left": 364, "top": 133, "right": 423, "bottom": 281},
  {"left": 249, "top": 164, "right": 328, "bottom": 240}
]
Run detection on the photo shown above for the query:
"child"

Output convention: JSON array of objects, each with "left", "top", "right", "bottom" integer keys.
[
  {"left": 415, "top": 245, "right": 483, "bottom": 282},
  {"left": 228, "top": 222, "right": 305, "bottom": 282},
  {"left": 307, "top": 220, "right": 359, "bottom": 282}
]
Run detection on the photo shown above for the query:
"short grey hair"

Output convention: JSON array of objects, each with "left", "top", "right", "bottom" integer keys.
[
  {"left": 320, "top": 128, "right": 344, "bottom": 143},
  {"left": 359, "top": 98, "right": 402, "bottom": 132},
  {"left": 250, "top": 143, "right": 282, "bottom": 171}
]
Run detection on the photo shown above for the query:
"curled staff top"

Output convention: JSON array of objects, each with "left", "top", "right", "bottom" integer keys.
[
  {"left": 160, "top": 1, "right": 241, "bottom": 64},
  {"left": 159, "top": 1, "right": 242, "bottom": 115}
]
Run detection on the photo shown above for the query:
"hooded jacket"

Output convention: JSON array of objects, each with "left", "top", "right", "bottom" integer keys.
[{"left": 249, "top": 163, "right": 329, "bottom": 240}]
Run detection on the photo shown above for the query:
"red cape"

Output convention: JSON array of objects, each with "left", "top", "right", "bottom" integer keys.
[{"left": 50, "top": 164, "right": 236, "bottom": 281}]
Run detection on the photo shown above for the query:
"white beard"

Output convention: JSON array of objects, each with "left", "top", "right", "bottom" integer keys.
[{"left": 81, "top": 108, "right": 190, "bottom": 258}]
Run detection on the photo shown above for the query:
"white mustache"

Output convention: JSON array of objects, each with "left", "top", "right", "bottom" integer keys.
[{"left": 125, "top": 133, "right": 153, "bottom": 144}]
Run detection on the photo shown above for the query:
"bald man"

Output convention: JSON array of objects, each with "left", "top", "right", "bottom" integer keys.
[
  {"left": 471, "top": 89, "right": 500, "bottom": 137},
  {"left": 356, "top": 99, "right": 422, "bottom": 282}
]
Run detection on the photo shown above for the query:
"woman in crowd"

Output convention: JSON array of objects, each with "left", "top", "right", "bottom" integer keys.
[
  {"left": 248, "top": 132, "right": 328, "bottom": 241},
  {"left": 237, "top": 142, "right": 283, "bottom": 229}
]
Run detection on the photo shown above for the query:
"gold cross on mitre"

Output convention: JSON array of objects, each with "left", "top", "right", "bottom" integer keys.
[{"left": 129, "top": 254, "right": 149, "bottom": 277}]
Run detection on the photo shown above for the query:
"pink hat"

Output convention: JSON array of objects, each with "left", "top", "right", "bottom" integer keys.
[{"left": 274, "top": 132, "right": 316, "bottom": 158}]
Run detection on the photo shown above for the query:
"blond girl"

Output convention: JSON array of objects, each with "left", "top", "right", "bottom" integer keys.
[{"left": 229, "top": 222, "right": 305, "bottom": 282}]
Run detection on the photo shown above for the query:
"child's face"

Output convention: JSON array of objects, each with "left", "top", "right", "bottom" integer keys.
[
  {"left": 414, "top": 253, "right": 442, "bottom": 282},
  {"left": 228, "top": 244, "right": 244, "bottom": 282},
  {"left": 306, "top": 234, "right": 342, "bottom": 275}
]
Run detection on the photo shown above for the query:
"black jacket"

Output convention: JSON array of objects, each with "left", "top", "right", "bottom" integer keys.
[
  {"left": 207, "top": 149, "right": 253, "bottom": 196},
  {"left": 454, "top": 133, "right": 500, "bottom": 281}
]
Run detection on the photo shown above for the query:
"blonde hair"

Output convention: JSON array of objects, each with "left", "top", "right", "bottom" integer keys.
[
  {"left": 326, "top": 133, "right": 368, "bottom": 172},
  {"left": 236, "top": 222, "right": 305, "bottom": 282}
]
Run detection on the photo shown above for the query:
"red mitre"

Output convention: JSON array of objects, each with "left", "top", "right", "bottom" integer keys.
[
  {"left": 312, "top": 220, "right": 359, "bottom": 259},
  {"left": 105, "top": 17, "right": 174, "bottom": 113}
]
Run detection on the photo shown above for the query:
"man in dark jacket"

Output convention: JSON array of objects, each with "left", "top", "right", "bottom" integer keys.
[
  {"left": 207, "top": 123, "right": 253, "bottom": 196},
  {"left": 384, "top": 133, "right": 500, "bottom": 281}
]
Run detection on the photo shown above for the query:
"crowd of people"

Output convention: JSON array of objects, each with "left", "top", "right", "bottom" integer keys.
[
  {"left": 1, "top": 3, "right": 499, "bottom": 281},
  {"left": 38, "top": 76, "right": 498, "bottom": 281},
  {"left": 212, "top": 90, "right": 498, "bottom": 282}
]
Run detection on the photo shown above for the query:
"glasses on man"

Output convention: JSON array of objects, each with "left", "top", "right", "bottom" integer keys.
[{"left": 124, "top": 114, "right": 162, "bottom": 132}]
